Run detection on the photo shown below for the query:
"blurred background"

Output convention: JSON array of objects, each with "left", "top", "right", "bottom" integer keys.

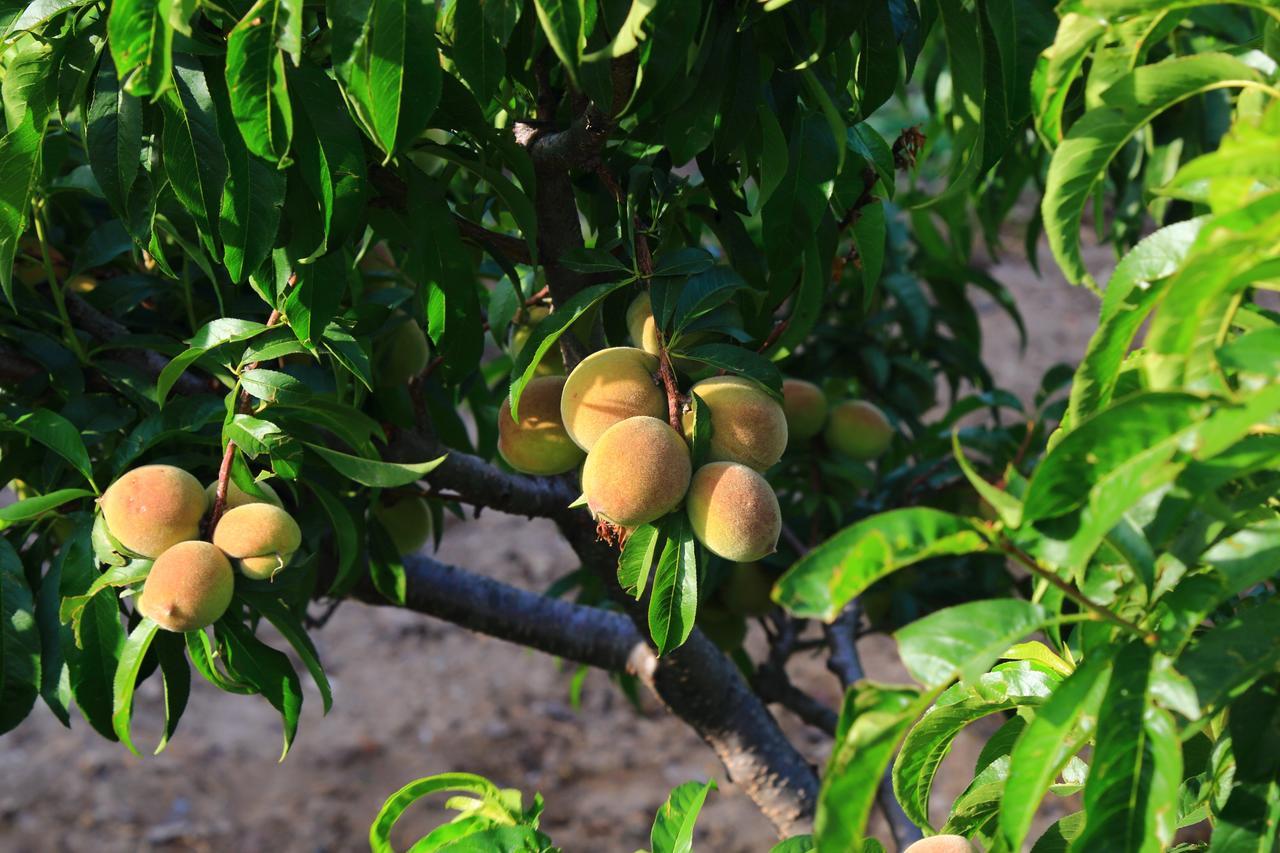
[{"left": 0, "top": 234, "right": 1108, "bottom": 853}]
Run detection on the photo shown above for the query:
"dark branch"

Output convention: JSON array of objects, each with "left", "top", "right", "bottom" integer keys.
[
  {"left": 0, "top": 342, "right": 41, "bottom": 382},
  {"left": 351, "top": 552, "right": 647, "bottom": 673},
  {"left": 63, "top": 292, "right": 210, "bottom": 396},
  {"left": 753, "top": 613, "right": 839, "bottom": 735},
  {"left": 825, "top": 603, "right": 924, "bottom": 848}
]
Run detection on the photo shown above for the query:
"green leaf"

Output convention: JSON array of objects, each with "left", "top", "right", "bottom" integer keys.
[
  {"left": 226, "top": 0, "right": 296, "bottom": 165},
  {"left": 0, "top": 98, "right": 47, "bottom": 305},
  {"left": 679, "top": 344, "right": 783, "bottom": 400},
  {"left": 284, "top": 249, "right": 347, "bottom": 344},
  {"left": 1068, "top": 218, "right": 1203, "bottom": 424},
  {"left": 532, "top": 0, "right": 583, "bottom": 86},
  {"left": 895, "top": 667, "right": 1059, "bottom": 830},
  {"left": 207, "top": 55, "right": 285, "bottom": 282},
  {"left": 762, "top": 111, "right": 837, "bottom": 277},
  {"left": 508, "top": 278, "right": 633, "bottom": 418},
  {"left": 583, "top": 0, "right": 657, "bottom": 61},
  {"left": 186, "top": 629, "right": 255, "bottom": 695},
  {"left": 307, "top": 481, "right": 361, "bottom": 597},
  {"left": 111, "top": 616, "right": 160, "bottom": 755},
  {"left": 333, "top": 0, "right": 441, "bottom": 158},
  {"left": 1023, "top": 392, "right": 1207, "bottom": 522},
  {"left": 894, "top": 599, "right": 1052, "bottom": 689},
  {"left": 852, "top": 202, "right": 886, "bottom": 311},
  {"left": 1074, "top": 642, "right": 1180, "bottom": 852},
  {"left": 6, "top": 409, "right": 98, "bottom": 489},
  {"left": 66, "top": 588, "right": 125, "bottom": 740},
  {"left": 453, "top": 0, "right": 505, "bottom": 102},
  {"left": 755, "top": 104, "right": 788, "bottom": 211},
  {"left": 1030, "top": 13, "right": 1106, "bottom": 147},
  {"left": 107, "top": 0, "right": 178, "bottom": 97},
  {"left": 815, "top": 682, "right": 927, "bottom": 852},
  {"left": 999, "top": 650, "right": 1114, "bottom": 850},
  {"left": 952, "top": 432, "right": 1022, "bottom": 527},
  {"left": 0, "top": 489, "right": 95, "bottom": 529},
  {"left": 161, "top": 57, "right": 227, "bottom": 249},
  {"left": 152, "top": 631, "right": 189, "bottom": 754},
  {"left": 1208, "top": 675, "right": 1280, "bottom": 852},
  {"left": 650, "top": 778, "right": 717, "bottom": 853},
  {"left": 1042, "top": 53, "right": 1262, "bottom": 285},
  {"left": 0, "top": 540, "right": 40, "bottom": 735},
  {"left": 86, "top": 56, "right": 143, "bottom": 219},
  {"left": 369, "top": 772, "right": 505, "bottom": 853},
  {"left": 774, "top": 509, "right": 989, "bottom": 621},
  {"left": 306, "top": 442, "right": 445, "bottom": 487},
  {"left": 1176, "top": 596, "right": 1280, "bottom": 716},
  {"left": 218, "top": 618, "right": 303, "bottom": 761},
  {"left": 238, "top": 591, "right": 332, "bottom": 714},
  {"left": 618, "top": 523, "right": 662, "bottom": 600},
  {"left": 648, "top": 516, "right": 698, "bottom": 656},
  {"left": 289, "top": 63, "right": 368, "bottom": 261},
  {"left": 239, "top": 368, "right": 311, "bottom": 405}
]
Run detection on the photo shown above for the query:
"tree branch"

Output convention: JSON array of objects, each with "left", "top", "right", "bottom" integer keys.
[
  {"left": 0, "top": 342, "right": 41, "bottom": 382},
  {"left": 350, "top": 552, "right": 648, "bottom": 673},
  {"left": 825, "top": 603, "right": 924, "bottom": 848},
  {"left": 556, "top": 517, "right": 820, "bottom": 837}
]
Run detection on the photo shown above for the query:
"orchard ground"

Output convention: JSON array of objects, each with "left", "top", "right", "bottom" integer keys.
[{"left": 0, "top": 239, "right": 1103, "bottom": 852}]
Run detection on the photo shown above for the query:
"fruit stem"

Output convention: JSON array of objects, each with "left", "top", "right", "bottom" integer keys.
[
  {"left": 207, "top": 305, "right": 285, "bottom": 537},
  {"left": 1000, "top": 539, "right": 1151, "bottom": 640}
]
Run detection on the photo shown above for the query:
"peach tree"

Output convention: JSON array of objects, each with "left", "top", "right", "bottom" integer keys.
[{"left": 0, "top": 0, "right": 1278, "bottom": 851}]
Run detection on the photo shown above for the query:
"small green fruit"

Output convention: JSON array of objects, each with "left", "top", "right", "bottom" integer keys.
[
  {"left": 781, "top": 378, "right": 828, "bottom": 441},
  {"left": 824, "top": 400, "right": 894, "bottom": 461},
  {"left": 373, "top": 496, "right": 433, "bottom": 555}
]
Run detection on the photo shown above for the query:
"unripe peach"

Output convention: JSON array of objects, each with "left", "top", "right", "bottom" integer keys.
[
  {"left": 581, "top": 416, "right": 691, "bottom": 527},
  {"left": 560, "top": 347, "right": 666, "bottom": 451},
  {"left": 374, "top": 311, "right": 430, "bottom": 385},
  {"left": 498, "top": 375, "right": 585, "bottom": 475},
  {"left": 99, "top": 465, "right": 207, "bottom": 558},
  {"left": 510, "top": 306, "right": 564, "bottom": 376},
  {"left": 781, "top": 378, "right": 827, "bottom": 441},
  {"left": 699, "top": 604, "right": 747, "bottom": 651},
  {"left": 66, "top": 274, "right": 97, "bottom": 294},
  {"left": 683, "top": 376, "right": 788, "bottom": 471},
  {"left": 686, "top": 462, "right": 781, "bottom": 562},
  {"left": 903, "top": 836, "right": 978, "bottom": 853},
  {"left": 373, "top": 496, "right": 433, "bottom": 555},
  {"left": 204, "top": 480, "right": 282, "bottom": 511},
  {"left": 137, "top": 541, "right": 235, "bottom": 632},
  {"left": 626, "top": 294, "right": 715, "bottom": 379},
  {"left": 212, "top": 503, "right": 302, "bottom": 580},
  {"left": 719, "top": 562, "right": 777, "bottom": 617},
  {"left": 825, "top": 400, "right": 894, "bottom": 461}
]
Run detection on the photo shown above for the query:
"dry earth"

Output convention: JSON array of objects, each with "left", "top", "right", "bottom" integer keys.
[{"left": 0, "top": 238, "right": 1111, "bottom": 853}]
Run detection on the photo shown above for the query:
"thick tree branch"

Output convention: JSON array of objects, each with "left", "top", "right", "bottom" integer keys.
[
  {"left": 351, "top": 552, "right": 647, "bottom": 673},
  {"left": 62, "top": 292, "right": 210, "bottom": 396}
]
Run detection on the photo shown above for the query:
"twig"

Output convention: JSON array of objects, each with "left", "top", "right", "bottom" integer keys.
[
  {"left": 207, "top": 305, "right": 285, "bottom": 536},
  {"left": 753, "top": 614, "right": 839, "bottom": 734},
  {"left": 1000, "top": 540, "right": 1151, "bottom": 640}
]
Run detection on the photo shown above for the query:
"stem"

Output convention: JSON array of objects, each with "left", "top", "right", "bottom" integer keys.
[
  {"left": 634, "top": 224, "right": 685, "bottom": 433},
  {"left": 33, "top": 206, "right": 86, "bottom": 362},
  {"left": 1001, "top": 540, "right": 1151, "bottom": 640},
  {"left": 207, "top": 306, "right": 284, "bottom": 536}
]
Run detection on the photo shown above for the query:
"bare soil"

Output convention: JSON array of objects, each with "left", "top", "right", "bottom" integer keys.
[{"left": 0, "top": 239, "right": 1110, "bottom": 853}]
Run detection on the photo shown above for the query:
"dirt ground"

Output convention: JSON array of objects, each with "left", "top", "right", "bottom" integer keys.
[{"left": 0, "top": 238, "right": 1109, "bottom": 853}]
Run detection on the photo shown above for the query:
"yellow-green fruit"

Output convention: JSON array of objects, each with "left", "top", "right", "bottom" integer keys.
[
  {"left": 204, "top": 480, "right": 281, "bottom": 511},
  {"left": 137, "top": 541, "right": 235, "bottom": 633},
  {"left": 375, "top": 311, "right": 430, "bottom": 385},
  {"left": 213, "top": 503, "right": 303, "bottom": 580},
  {"left": 498, "top": 375, "right": 585, "bottom": 475},
  {"left": 720, "top": 562, "right": 777, "bottom": 617},
  {"left": 825, "top": 400, "right": 894, "bottom": 461},
  {"left": 66, "top": 274, "right": 97, "bottom": 294},
  {"left": 683, "top": 376, "right": 789, "bottom": 471},
  {"left": 781, "top": 378, "right": 828, "bottom": 441},
  {"left": 686, "top": 462, "right": 781, "bottom": 562},
  {"left": 903, "top": 836, "right": 977, "bottom": 853},
  {"left": 373, "top": 496, "right": 433, "bottom": 555},
  {"left": 581, "top": 416, "right": 691, "bottom": 527},
  {"left": 511, "top": 306, "right": 564, "bottom": 376},
  {"left": 99, "top": 465, "right": 207, "bottom": 558},
  {"left": 699, "top": 604, "right": 747, "bottom": 651},
  {"left": 560, "top": 347, "right": 666, "bottom": 451}
]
